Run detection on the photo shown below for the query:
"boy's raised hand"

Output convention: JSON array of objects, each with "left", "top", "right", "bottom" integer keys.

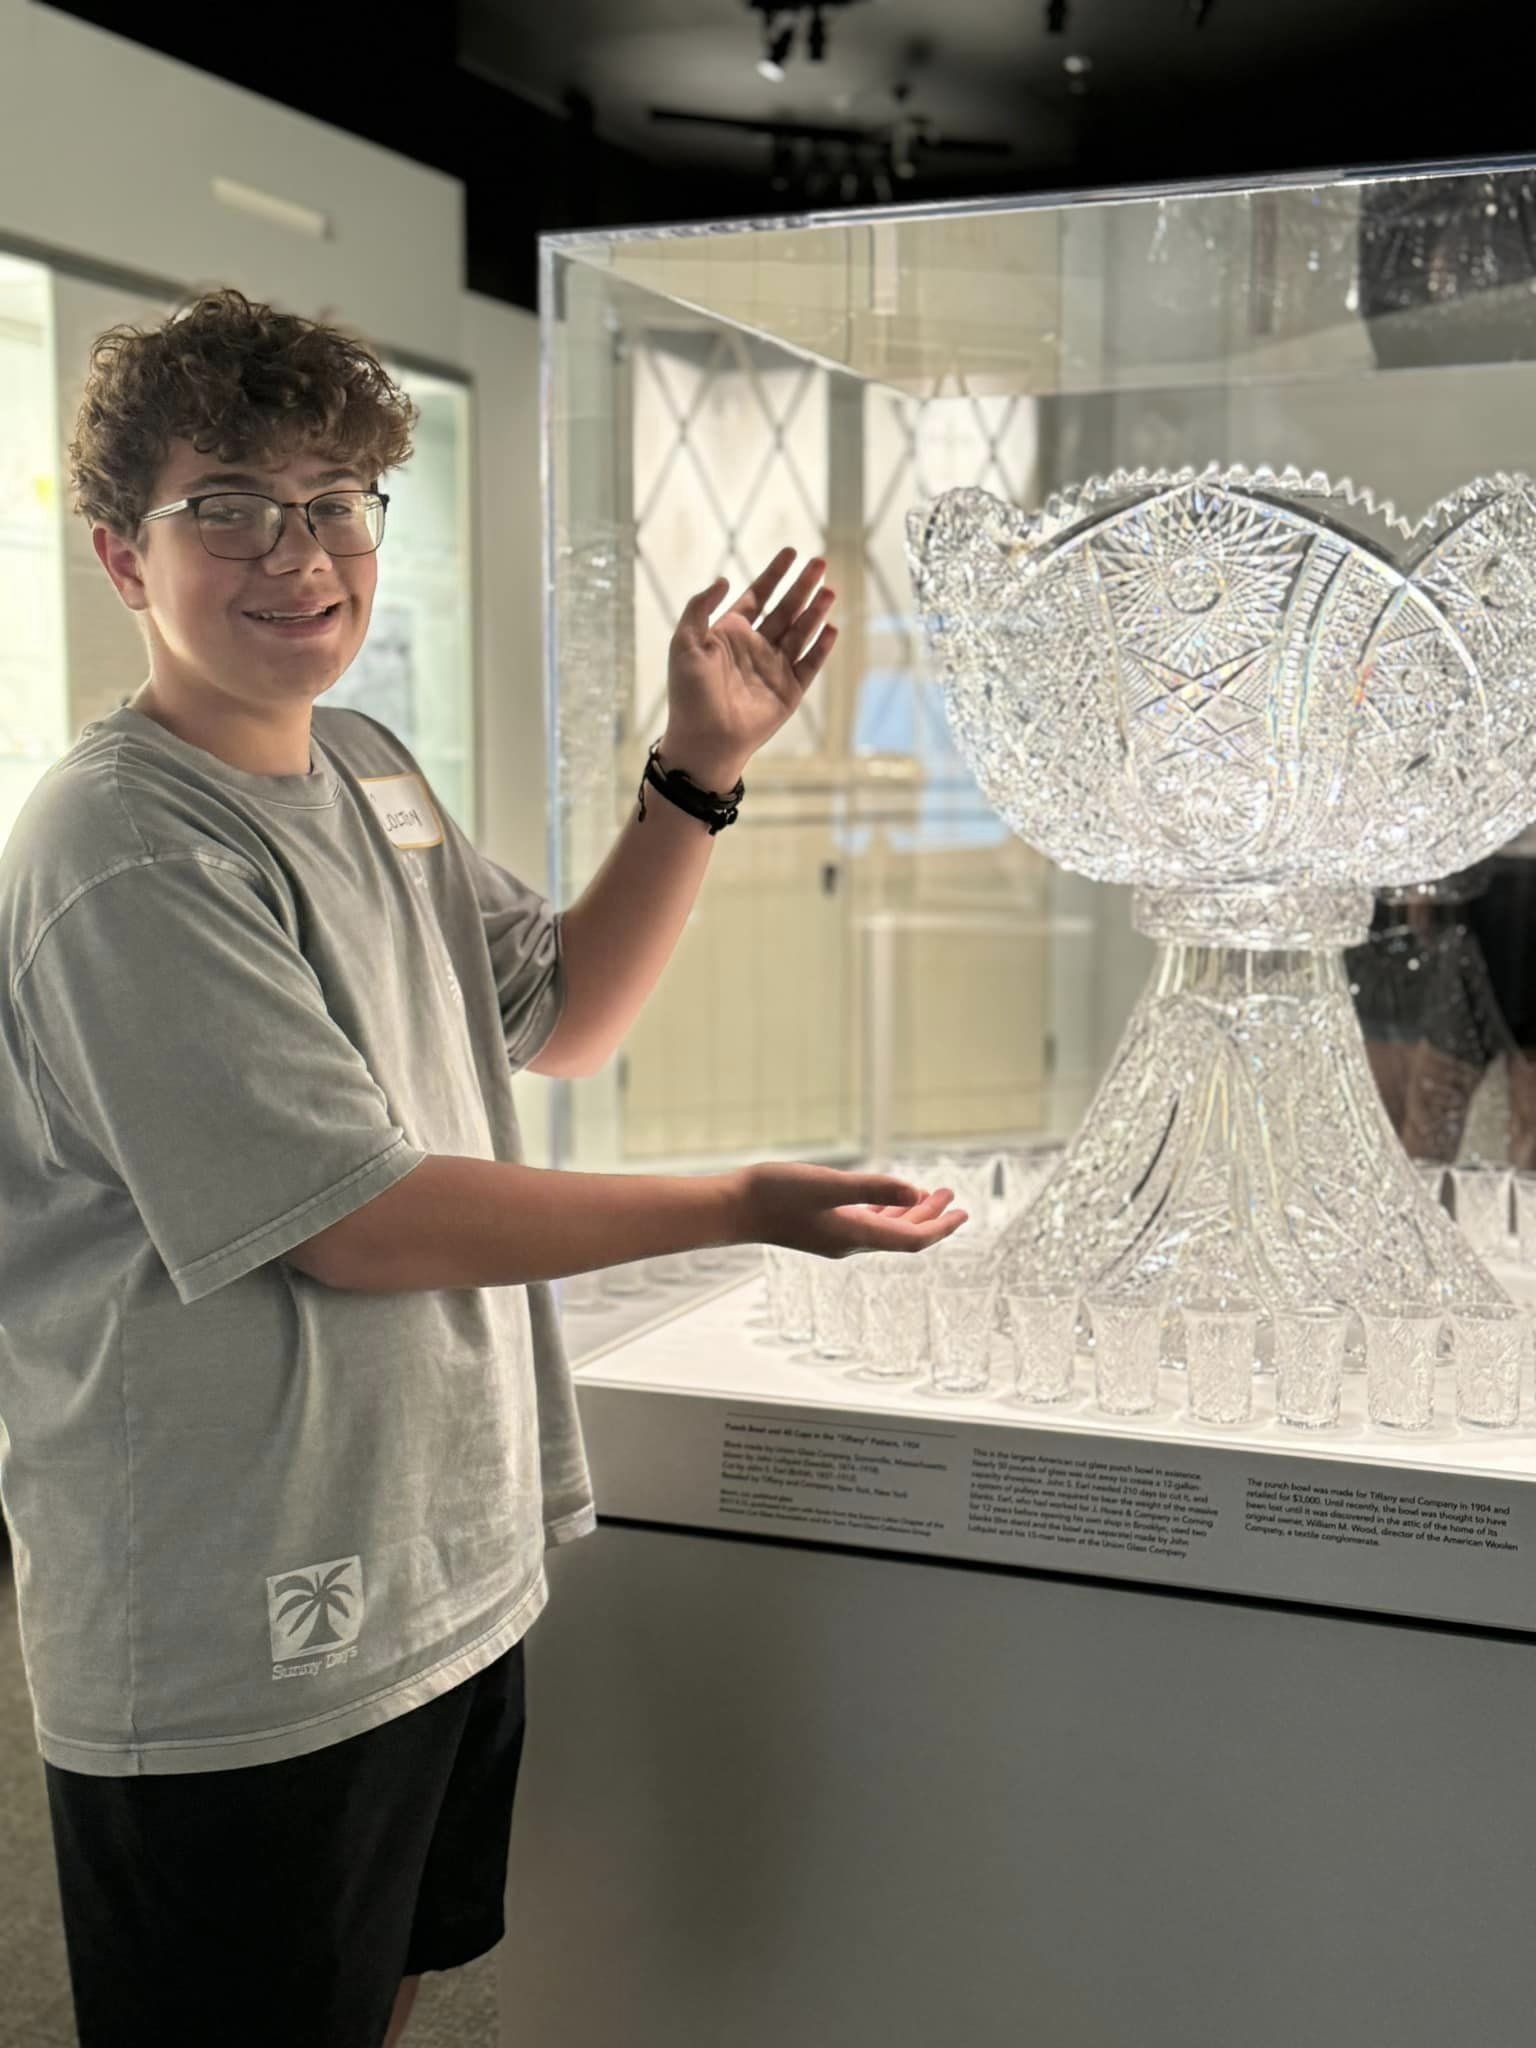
[
  {"left": 662, "top": 548, "right": 838, "bottom": 783},
  {"left": 734, "top": 1162, "right": 969, "bottom": 1260}
]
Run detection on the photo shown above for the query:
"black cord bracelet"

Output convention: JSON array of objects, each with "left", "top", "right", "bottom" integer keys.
[{"left": 636, "top": 741, "right": 745, "bottom": 835}]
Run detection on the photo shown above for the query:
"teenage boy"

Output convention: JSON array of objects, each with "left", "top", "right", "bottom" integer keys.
[{"left": 0, "top": 287, "right": 964, "bottom": 2048}]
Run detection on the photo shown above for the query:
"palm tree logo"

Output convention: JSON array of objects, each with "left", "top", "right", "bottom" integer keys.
[{"left": 271, "top": 1561, "right": 359, "bottom": 1654}]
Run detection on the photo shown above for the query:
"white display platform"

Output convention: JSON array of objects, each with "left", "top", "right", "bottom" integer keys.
[
  {"left": 502, "top": 1522, "right": 1536, "bottom": 2048},
  {"left": 506, "top": 1262, "right": 1536, "bottom": 2048},
  {"left": 570, "top": 1263, "right": 1536, "bottom": 1634}
]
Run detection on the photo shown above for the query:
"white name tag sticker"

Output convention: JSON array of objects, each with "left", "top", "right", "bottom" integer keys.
[{"left": 359, "top": 773, "right": 444, "bottom": 851}]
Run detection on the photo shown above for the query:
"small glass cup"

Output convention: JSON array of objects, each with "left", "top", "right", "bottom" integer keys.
[
  {"left": 557, "top": 1269, "right": 602, "bottom": 1312},
  {"left": 1183, "top": 1299, "right": 1259, "bottom": 1426},
  {"left": 928, "top": 1255, "right": 999, "bottom": 1394},
  {"left": 1451, "top": 1165, "right": 1513, "bottom": 1262},
  {"left": 1272, "top": 1306, "right": 1348, "bottom": 1429},
  {"left": 810, "top": 1257, "right": 865, "bottom": 1360},
  {"left": 775, "top": 1248, "right": 814, "bottom": 1344},
  {"left": 1088, "top": 1294, "right": 1162, "bottom": 1417},
  {"left": 1514, "top": 1172, "right": 1536, "bottom": 1267},
  {"left": 647, "top": 1251, "right": 693, "bottom": 1285},
  {"left": 1452, "top": 1301, "right": 1526, "bottom": 1429},
  {"left": 1006, "top": 1290, "right": 1079, "bottom": 1404},
  {"left": 762, "top": 1243, "right": 787, "bottom": 1319},
  {"left": 762, "top": 1245, "right": 812, "bottom": 1343},
  {"left": 600, "top": 1260, "right": 647, "bottom": 1297},
  {"left": 1361, "top": 1304, "right": 1442, "bottom": 1430},
  {"left": 859, "top": 1252, "right": 929, "bottom": 1378}
]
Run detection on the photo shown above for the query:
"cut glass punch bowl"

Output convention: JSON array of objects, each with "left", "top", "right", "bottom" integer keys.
[{"left": 908, "top": 467, "right": 1536, "bottom": 1318}]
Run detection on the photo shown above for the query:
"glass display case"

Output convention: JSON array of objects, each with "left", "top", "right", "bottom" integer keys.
[{"left": 543, "top": 158, "right": 1536, "bottom": 1632}]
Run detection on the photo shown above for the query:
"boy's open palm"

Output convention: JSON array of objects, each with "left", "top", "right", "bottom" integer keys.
[
  {"left": 739, "top": 1162, "right": 969, "bottom": 1259},
  {"left": 666, "top": 548, "right": 838, "bottom": 769}
]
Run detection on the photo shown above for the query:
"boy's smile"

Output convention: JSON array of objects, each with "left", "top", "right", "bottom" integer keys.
[{"left": 93, "top": 435, "right": 378, "bottom": 775}]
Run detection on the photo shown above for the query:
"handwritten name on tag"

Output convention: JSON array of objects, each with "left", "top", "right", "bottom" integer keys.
[{"left": 358, "top": 773, "right": 444, "bottom": 851}]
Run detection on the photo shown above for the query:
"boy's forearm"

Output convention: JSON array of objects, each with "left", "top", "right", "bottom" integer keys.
[
  {"left": 285, "top": 1153, "right": 748, "bottom": 1293},
  {"left": 534, "top": 735, "right": 746, "bottom": 1078}
]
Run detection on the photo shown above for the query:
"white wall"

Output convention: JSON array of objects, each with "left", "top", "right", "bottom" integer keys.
[{"left": 0, "top": 0, "right": 462, "bottom": 364}]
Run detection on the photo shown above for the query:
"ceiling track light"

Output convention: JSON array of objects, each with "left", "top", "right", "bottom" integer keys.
[
  {"left": 1046, "top": 0, "right": 1069, "bottom": 32},
  {"left": 748, "top": 0, "right": 865, "bottom": 78},
  {"left": 757, "top": 17, "right": 795, "bottom": 83}
]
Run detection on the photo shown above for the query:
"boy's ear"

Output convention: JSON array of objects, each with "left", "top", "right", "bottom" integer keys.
[{"left": 93, "top": 523, "right": 150, "bottom": 613}]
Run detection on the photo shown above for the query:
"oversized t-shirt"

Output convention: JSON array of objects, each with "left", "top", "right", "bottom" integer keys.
[{"left": 0, "top": 701, "right": 595, "bottom": 1776}]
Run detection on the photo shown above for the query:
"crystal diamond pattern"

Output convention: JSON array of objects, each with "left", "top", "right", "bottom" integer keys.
[
  {"left": 907, "top": 467, "right": 1536, "bottom": 893},
  {"left": 908, "top": 467, "right": 1536, "bottom": 1320}
]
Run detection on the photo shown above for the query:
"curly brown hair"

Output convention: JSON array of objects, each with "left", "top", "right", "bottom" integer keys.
[{"left": 68, "top": 286, "right": 419, "bottom": 537}]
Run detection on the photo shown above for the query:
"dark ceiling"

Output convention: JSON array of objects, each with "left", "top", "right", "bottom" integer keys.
[{"left": 46, "top": 0, "right": 1536, "bottom": 312}]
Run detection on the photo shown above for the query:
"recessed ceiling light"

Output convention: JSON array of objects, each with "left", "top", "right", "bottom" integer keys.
[{"left": 1063, "top": 52, "right": 1092, "bottom": 74}]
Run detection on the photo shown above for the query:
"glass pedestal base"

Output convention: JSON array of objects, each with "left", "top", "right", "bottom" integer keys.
[{"left": 999, "top": 940, "right": 1504, "bottom": 1316}]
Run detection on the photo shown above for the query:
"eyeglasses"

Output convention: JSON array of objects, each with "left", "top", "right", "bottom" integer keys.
[{"left": 139, "top": 489, "right": 390, "bottom": 560}]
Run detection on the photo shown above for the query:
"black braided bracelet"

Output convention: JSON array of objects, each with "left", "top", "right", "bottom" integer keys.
[{"left": 636, "top": 740, "right": 745, "bottom": 835}]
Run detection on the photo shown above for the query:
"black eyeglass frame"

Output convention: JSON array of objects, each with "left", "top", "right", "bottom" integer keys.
[{"left": 139, "top": 488, "right": 391, "bottom": 559}]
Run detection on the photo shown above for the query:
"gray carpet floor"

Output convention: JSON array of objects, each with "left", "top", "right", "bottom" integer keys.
[{"left": 0, "top": 1557, "right": 498, "bottom": 2047}]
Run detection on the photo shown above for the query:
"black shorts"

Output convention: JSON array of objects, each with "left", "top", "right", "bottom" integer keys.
[{"left": 43, "top": 1638, "right": 527, "bottom": 2048}]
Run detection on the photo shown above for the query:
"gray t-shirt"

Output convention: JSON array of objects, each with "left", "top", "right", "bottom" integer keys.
[{"left": 0, "top": 702, "right": 594, "bottom": 1776}]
